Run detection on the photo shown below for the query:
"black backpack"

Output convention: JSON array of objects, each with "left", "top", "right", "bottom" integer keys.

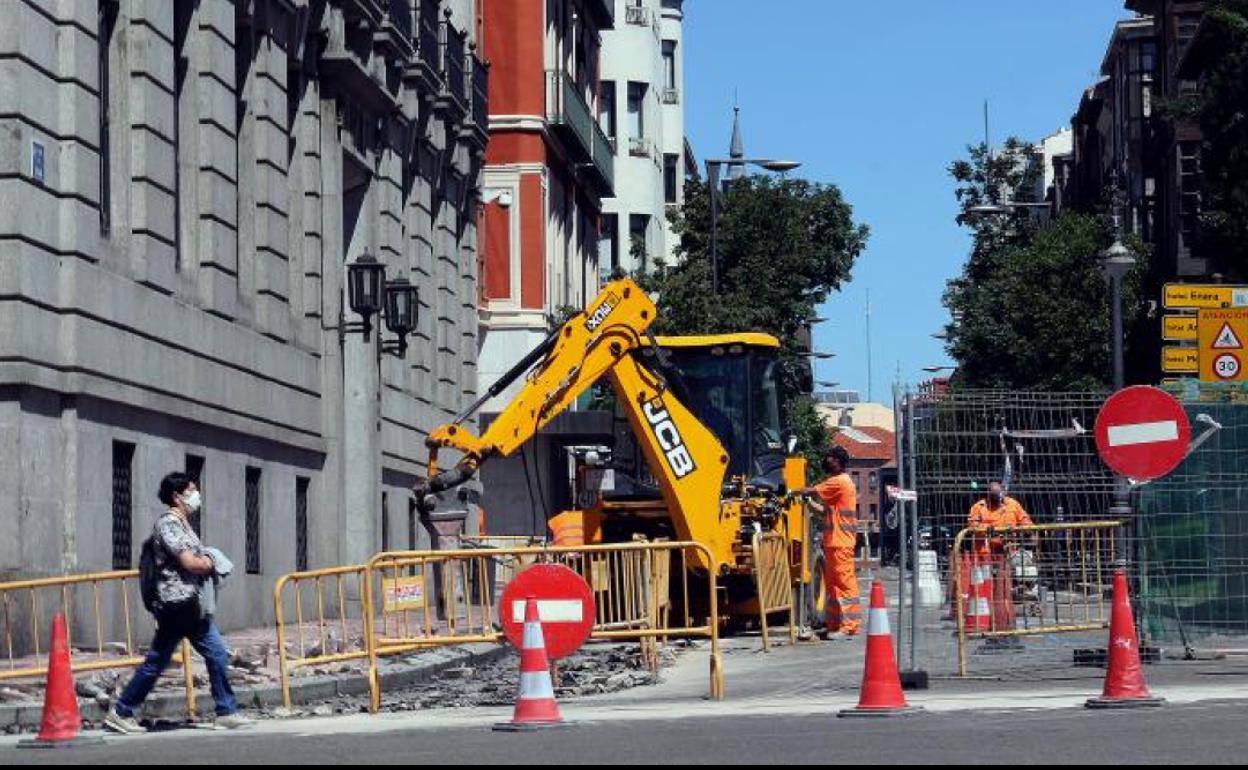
[{"left": 138, "top": 535, "right": 163, "bottom": 614}]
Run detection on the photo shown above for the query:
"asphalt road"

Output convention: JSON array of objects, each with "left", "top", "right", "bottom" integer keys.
[{"left": 5, "top": 700, "right": 1246, "bottom": 765}]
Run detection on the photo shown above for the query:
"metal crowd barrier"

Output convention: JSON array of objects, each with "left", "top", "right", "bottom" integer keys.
[
  {"left": 951, "top": 520, "right": 1125, "bottom": 676},
  {"left": 355, "top": 540, "right": 722, "bottom": 712},
  {"left": 0, "top": 569, "right": 196, "bottom": 717},
  {"left": 752, "top": 532, "right": 796, "bottom": 651},
  {"left": 272, "top": 564, "right": 372, "bottom": 708}
]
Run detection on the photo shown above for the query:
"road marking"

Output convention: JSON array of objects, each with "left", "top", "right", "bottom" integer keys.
[
  {"left": 1106, "top": 420, "right": 1179, "bottom": 447},
  {"left": 511, "top": 599, "right": 584, "bottom": 623}
]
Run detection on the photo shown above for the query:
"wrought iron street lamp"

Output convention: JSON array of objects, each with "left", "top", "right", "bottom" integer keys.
[
  {"left": 347, "top": 253, "right": 386, "bottom": 341},
  {"left": 383, "top": 277, "right": 420, "bottom": 358}
]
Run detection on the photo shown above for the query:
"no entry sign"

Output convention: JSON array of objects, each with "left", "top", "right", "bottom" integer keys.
[
  {"left": 500, "top": 563, "right": 595, "bottom": 660},
  {"left": 1095, "top": 386, "right": 1191, "bottom": 480}
]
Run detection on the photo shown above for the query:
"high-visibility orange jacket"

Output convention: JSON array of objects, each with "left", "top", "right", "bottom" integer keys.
[
  {"left": 813, "top": 473, "right": 858, "bottom": 549},
  {"left": 967, "top": 496, "right": 1033, "bottom": 555}
]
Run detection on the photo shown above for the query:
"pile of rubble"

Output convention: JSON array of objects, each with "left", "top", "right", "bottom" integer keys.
[{"left": 260, "top": 642, "right": 687, "bottom": 720}]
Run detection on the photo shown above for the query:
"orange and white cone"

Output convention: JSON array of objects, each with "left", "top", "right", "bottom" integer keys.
[
  {"left": 965, "top": 563, "right": 992, "bottom": 633},
  {"left": 839, "top": 581, "right": 922, "bottom": 718},
  {"left": 1086, "top": 569, "right": 1164, "bottom": 709},
  {"left": 494, "top": 597, "right": 568, "bottom": 731},
  {"left": 18, "top": 613, "right": 103, "bottom": 749}
]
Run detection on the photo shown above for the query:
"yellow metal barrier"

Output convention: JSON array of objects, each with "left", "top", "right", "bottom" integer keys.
[
  {"left": 752, "top": 532, "right": 796, "bottom": 651},
  {"left": 952, "top": 520, "right": 1125, "bottom": 676},
  {"left": 272, "top": 564, "right": 371, "bottom": 708},
  {"left": 0, "top": 570, "right": 195, "bottom": 717},
  {"left": 358, "top": 541, "right": 722, "bottom": 712}
]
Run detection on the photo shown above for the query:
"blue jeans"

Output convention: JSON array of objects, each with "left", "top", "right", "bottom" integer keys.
[{"left": 115, "top": 600, "right": 238, "bottom": 717}]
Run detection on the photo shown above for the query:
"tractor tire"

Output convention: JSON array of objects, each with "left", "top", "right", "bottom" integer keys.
[{"left": 803, "top": 547, "right": 828, "bottom": 631}]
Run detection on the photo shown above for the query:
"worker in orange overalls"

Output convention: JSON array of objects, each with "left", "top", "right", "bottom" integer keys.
[
  {"left": 967, "top": 481, "right": 1033, "bottom": 632},
  {"left": 804, "top": 447, "right": 861, "bottom": 637}
]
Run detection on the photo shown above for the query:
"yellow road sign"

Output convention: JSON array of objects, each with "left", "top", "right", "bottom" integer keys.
[
  {"left": 1163, "top": 315, "right": 1199, "bottom": 341},
  {"left": 1162, "top": 347, "right": 1199, "bottom": 373},
  {"left": 1199, "top": 309, "right": 1248, "bottom": 382},
  {"left": 1164, "top": 284, "right": 1248, "bottom": 310}
]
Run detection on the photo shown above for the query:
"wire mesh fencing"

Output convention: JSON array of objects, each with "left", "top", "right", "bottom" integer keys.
[{"left": 898, "top": 386, "right": 1248, "bottom": 677}]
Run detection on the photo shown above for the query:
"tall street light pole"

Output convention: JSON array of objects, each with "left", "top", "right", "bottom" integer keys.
[
  {"left": 1101, "top": 192, "right": 1136, "bottom": 521},
  {"left": 704, "top": 158, "right": 801, "bottom": 294}
]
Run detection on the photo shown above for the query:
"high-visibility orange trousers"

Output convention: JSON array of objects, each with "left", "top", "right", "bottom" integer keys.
[{"left": 823, "top": 546, "right": 862, "bottom": 635}]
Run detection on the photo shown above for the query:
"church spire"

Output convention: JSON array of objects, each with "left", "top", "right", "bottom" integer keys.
[{"left": 727, "top": 103, "right": 745, "bottom": 181}]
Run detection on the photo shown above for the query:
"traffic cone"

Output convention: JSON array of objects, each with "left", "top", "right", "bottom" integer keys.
[
  {"left": 965, "top": 563, "right": 992, "bottom": 633},
  {"left": 1086, "top": 569, "right": 1165, "bottom": 709},
  {"left": 839, "top": 581, "right": 922, "bottom": 718},
  {"left": 494, "top": 597, "right": 568, "bottom": 731},
  {"left": 18, "top": 613, "right": 103, "bottom": 749}
]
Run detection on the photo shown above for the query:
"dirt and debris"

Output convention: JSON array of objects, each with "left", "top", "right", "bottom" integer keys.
[{"left": 257, "top": 642, "right": 688, "bottom": 720}]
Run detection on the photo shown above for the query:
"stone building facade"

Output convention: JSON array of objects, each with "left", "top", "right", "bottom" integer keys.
[{"left": 0, "top": 0, "right": 487, "bottom": 632}]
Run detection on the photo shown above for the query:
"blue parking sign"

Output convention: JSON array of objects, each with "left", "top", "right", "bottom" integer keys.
[{"left": 31, "top": 140, "right": 46, "bottom": 183}]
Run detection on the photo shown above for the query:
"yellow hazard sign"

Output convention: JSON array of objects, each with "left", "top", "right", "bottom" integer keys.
[
  {"left": 1199, "top": 309, "right": 1248, "bottom": 382},
  {"left": 1164, "top": 284, "right": 1248, "bottom": 310},
  {"left": 1162, "top": 347, "right": 1199, "bottom": 373},
  {"left": 1163, "top": 315, "right": 1199, "bottom": 341}
]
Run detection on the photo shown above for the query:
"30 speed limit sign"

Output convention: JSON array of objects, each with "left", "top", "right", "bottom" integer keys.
[{"left": 1214, "top": 353, "right": 1241, "bottom": 380}]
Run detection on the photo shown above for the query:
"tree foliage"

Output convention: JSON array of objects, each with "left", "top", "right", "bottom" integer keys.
[
  {"left": 942, "top": 140, "right": 1144, "bottom": 391},
  {"left": 639, "top": 175, "right": 869, "bottom": 470},
  {"left": 1190, "top": 0, "right": 1248, "bottom": 279}
]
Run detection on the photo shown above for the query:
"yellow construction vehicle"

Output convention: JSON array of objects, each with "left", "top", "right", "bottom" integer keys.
[{"left": 415, "top": 278, "right": 827, "bottom": 627}]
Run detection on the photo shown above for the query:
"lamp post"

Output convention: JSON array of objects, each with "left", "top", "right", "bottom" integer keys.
[
  {"left": 1101, "top": 215, "right": 1136, "bottom": 520},
  {"left": 704, "top": 157, "right": 802, "bottom": 294},
  {"left": 922, "top": 365, "right": 957, "bottom": 374}
]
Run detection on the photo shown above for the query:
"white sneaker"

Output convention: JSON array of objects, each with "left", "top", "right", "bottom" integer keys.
[
  {"left": 214, "top": 712, "right": 254, "bottom": 730},
  {"left": 103, "top": 708, "right": 147, "bottom": 735}
]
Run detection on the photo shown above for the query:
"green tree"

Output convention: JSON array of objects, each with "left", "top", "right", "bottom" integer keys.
[
  {"left": 640, "top": 175, "right": 869, "bottom": 471},
  {"left": 942, "top": 140, "right": 1144, "bottom": 391}
]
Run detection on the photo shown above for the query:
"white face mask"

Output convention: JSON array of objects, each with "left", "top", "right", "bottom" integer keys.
[{"left": 183, "top": 490, "right": 203, "bottom": 513}]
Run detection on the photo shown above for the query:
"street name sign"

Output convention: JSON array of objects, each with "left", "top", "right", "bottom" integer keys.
[
  {"left": 1162, "top": 347, "right": 1198, "bottom": 373},
  {"left": 1164, "top": 284, "right": 1248, "bottom": 310}
]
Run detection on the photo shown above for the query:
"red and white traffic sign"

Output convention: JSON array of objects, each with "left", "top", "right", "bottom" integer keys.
[
  {"left": 500, "top": 563, "right": 595, "bottom": 660},
  {"left": 1094, "top": 386, "right": 1191, "bottom": 480}
]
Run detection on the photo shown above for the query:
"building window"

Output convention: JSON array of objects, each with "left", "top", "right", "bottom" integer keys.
[
  {"left": 185, "top": 454, "right": 205, "bottom": 538},
  {"left": 664, "top": 154, "right": 679, "bottom": 204},
  {"left": 598, "top": 213, "right": 619, "bottom": 282},
  {"left": 111, "top": 441, "right": 135, "bottom": 570},
  {"left": 629, "top": 214, "right": 649, "bottom": 273},
  {"left": 662, "top": 40, "right": 677, "bottom": 90},
  {"left": 599, "top": 80, "right": 616, "bottom": 145},
  {"left": 98, "top": 0, "right": 119, "bottom": 236},
  {"left": 627, "top": 82, "right": 646, "bottom": 141},
  {"left": 295, "top": 477, "right": 309, "bottom": 572},
  {"left": 381, "top": 492, "right": 390, "bottom": 552},
  {"left": 245, "top": 466, "right": 261, "bottom": 574}
]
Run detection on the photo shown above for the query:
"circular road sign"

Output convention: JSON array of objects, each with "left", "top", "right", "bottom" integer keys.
[
  {"left": 1214, "top": 353, "right": 1241, "bottom": 380},
  {"left": 1095, "top": 386, "right": 1192, "bottom": 481},
  {"left": 500, "top": 563, "right": 595, "bottom": 660}
]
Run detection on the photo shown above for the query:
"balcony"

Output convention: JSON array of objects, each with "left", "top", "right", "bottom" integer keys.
[
  {"left": 625, "top": 5, "right": 650, "bottom": 26},
  {"left": 661, "top": 87, "right": 679, "bottom": 105},
  {"left": 545, "top": 71, "right": 614, "bottom": 196},
  {"left": 583, "top": 0, "right": 615, "bottom": 29},
  {"left": 403, "top": 0, "right": 444, "bottom": 98},
  {"left": 628, "top": 136, "right": 652, "bottom": 159},
  {"left": 376, "top": 0, "right": 415, "bottom": 60},
  {"left": 435, "top": 13, "right": 468, "bottom": 121},
  {"left": 336, "top": 0, "right": 385, "bottom": 27},
  {"left": 461, "top": 51, "right": 489, "bottom": 150}
]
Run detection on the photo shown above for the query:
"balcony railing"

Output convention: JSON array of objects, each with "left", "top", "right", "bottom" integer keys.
[
  {"left": 418, "top": 0, "right": 441, "bottom": 61},
  {"left": 469, "top": 51, "right": 489, "bottom": 134},
  {"left": 625, "top": 5, "right": 650, "bottom": 26},
  {"left": 441, "top": 16, "right": 467, "bottom": 112},
  {"left": 386, "top": 0, "right": 412, "bottom": 41},
  {"left": 661, "top": 87, "right": 679, "bottom": 105},
  {"left": 546, "top": 70, "right": 614, "bottom": 194},
  {"left": 628, "top": 136, "right": 652, "bottom": 158}
]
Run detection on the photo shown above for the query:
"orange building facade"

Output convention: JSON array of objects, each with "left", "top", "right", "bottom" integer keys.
[{"left": 478, "top": 0, "right": 616, "bottom": 405}]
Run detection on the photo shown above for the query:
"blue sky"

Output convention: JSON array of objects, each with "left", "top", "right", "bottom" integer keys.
[{"left": 682, "top": 0, "right": 1133, "bottom": 402}]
